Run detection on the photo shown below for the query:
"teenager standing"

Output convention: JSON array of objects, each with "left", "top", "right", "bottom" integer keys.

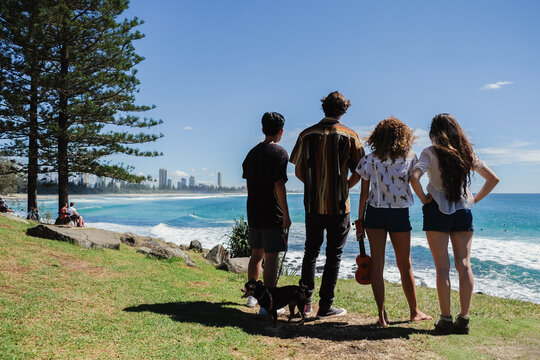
[
  {"left": 411, "top": 113, "right": 499, "bottom": 334},
  {"left": 291, "top": 91, "right": 364, "bottom": 318}
]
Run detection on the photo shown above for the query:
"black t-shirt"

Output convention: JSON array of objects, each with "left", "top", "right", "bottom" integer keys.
[{"left": 242, "top": 142, "right": 288, "bottom": 228}]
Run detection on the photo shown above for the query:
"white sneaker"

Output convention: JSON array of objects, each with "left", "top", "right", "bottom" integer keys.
[
  {"left": 259, "top": 307, "right": 286, "bottom": 316},
  {"left": 246, "top": 295, "right": 257, "bottom": 308}
]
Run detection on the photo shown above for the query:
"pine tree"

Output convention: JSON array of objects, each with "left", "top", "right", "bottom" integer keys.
[
  {"left": 0, "top": 0, "right": 54, "bottom": 211},
  {"left": 45, "top": 0, "right": 162, "bottom": 210},
  {"left": 2, "top": 0, "right": 162, "bottom": 211}
]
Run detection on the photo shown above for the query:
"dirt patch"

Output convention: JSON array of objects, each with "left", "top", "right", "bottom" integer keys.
[
  {"left": 186, "top": 281, "right": 210, "bottom": 288},
  {"left": 0, "top": 223, "right": 15, "bottom": 229},
  {"left": 43, "top": 251, "right": 112, "bottom": 279},
  {"left": 239, "top": 307, "right": 438, "bottom": 360}
]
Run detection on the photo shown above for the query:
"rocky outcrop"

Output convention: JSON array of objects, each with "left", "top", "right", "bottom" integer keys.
[
  {"left": 120, "top": 232, "right": 138, "bottom": 247},
  {"left": 218, "top": 257, "right": 250, "bottom": 274},
  {"left": 121, "top": 232, "right": 198, "bottom": 267},
  {"left": 205, "top": 244, "right": 230, "bottom": 265},
  {"left": 26, "top": 225, "right": 120, "bottom": 250},
  {"left": 189, "top": 240, "right": 203, "bottom": 252}
]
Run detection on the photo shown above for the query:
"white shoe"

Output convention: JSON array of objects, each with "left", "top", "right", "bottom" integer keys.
[
  {"left": 246, "top": 295, "right": 257, "bottom": 308},
  {"left": 259, "top": 307, "right": 286, "bottom": 316}
]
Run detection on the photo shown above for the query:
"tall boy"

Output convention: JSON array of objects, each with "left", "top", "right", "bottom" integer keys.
[
  {"left": 242, "top": 112, "right": 291, "bottom": 311},
  {"left": 290, "top": 91, "right": 364, "bottom": 318}
]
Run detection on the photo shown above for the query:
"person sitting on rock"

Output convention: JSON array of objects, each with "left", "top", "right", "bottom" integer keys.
[
  {"left": 67, "top": 202, "right": 84, "bottom": 227},
  {"left": 0, "top": 198, "right": 14, "bottom": 213},
  {"left": 55, "top": 203, "right": 71, "bottom": 225}
]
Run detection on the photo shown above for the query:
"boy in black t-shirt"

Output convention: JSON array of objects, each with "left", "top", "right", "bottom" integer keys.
[{"left": 242, "top": 112, "right": 291, "bottom": 312}]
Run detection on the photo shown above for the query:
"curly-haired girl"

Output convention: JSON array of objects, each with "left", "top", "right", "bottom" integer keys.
[
  {"left": 355, "top": 116, "right": 431, "bottom": 327},
  {"left": 411, "top": 113, "right": 498, "bottom": 334}
]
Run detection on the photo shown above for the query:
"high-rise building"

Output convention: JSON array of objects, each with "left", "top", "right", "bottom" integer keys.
[
  {"left": 189, "top": 175, "right": 195, "bottom": 188},
  {"left": 159, "top": 168, "right": 167, "bottom": 189},
  {"left": 181, "top": 178, "right": 187, "bottom": 188},
  {"left": 217, "top": 172, "right": 222, "bottom": 188},
  {"left": 167, "top": 178, "right": 172, "bottom": 188}
]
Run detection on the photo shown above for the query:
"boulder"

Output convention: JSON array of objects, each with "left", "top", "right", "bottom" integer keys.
[
  {"left": 134, "top": 236, "right": 198, "bottom": 267},
  {"left": 26, "top": 224, "right": 120, "bottom": 250},
  {"left": 189, "top": 240, "right": 203, "bottom": 252},
  {"left": 120, "top": 232, "right": 138, "bottom": 247},
  {"left": 205, "top": 244, "right": 230, "bottom": 265},
  {"left": 220, "top": 257, "right": 250, "bottom": 274}
]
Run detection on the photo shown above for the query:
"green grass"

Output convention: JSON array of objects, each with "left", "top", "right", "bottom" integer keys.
[{"left": 1, "top": 215, "right": 539, "bottom": 359}]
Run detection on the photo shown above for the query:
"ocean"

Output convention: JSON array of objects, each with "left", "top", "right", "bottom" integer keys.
[{"left": 33, "top": 193, "right": 540, "bottom": 304}]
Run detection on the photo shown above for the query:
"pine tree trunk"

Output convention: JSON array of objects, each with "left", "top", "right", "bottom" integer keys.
[
  {"left": 27, "top": 79, "right": 38, "bottom": 212},
  {"left": 57, "top": 43, "right": 69, "bottom": 212}
]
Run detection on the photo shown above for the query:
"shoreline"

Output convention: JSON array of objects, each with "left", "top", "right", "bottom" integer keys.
[{"left": 4, "top": 192, "right": 248, "bottom": 201}]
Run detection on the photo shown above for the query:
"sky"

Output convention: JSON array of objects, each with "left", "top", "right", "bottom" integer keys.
[{"left": 112, "top": 0, "right": 540, "bottom": 192}]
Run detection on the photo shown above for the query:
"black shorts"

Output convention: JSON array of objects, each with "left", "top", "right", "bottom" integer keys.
[
  {"left": 364, "top": 205, "right": 412, "bottom": 232},
  {"left": 249, "top": 227, "right": 287, "bottom": 253},
  {"left": 422, "top": 201, "right": 474, "bottom": 232}
]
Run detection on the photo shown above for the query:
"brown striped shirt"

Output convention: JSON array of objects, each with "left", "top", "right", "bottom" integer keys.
[{"left": 290, "top": 117, "right": 364, "bottom": 214}]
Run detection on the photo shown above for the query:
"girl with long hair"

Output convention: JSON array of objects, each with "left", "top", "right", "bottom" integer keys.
[
  {"left": 355, "top": 117, "right": 431, "bottom": 327},
  {"left": 411, "top": 113, "right": 499, "bottom": 334}
]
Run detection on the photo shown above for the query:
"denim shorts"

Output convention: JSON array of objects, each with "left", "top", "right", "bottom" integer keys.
[
  {"left": 422, "top": 201, "right": 474, "bottom": 232},
  {"left": 364, "top": 205, "right": 412, "bottom": 232},
  {"left": 249, "top": 227, "right": 287, "bottom": 253}
]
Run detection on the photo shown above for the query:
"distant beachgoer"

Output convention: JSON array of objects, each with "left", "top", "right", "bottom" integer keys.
[
  {"left": 0, "top": 198, "right": 14, "bottom": 213},
  {"left": 410, "top": 113, "right": 499, "bottom": 334},
  {"left": 27, "top": 207, "right": 40, "bottom": 221},
  {"left": 355, "top": 117, "right": 431, "bottom": 327},
  {"left": 67, "top": 202, "right": 84, "bottom": 227},
  {"left": 290, "top": 91, "right": 364, "bottom": 319},
  {"left": 242, "top": 112, "right": 291, "bottom": 315}
]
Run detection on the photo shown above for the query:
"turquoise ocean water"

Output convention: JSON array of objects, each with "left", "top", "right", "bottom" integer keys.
[{"left": 35, "top": 193, "right": 540, "bottom": 303}]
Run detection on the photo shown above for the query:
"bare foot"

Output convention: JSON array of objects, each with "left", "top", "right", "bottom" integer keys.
[
  {"left": 377, "top": 309, "right": 390, "bottom": 327},
  {"left": 410, "top": 311, "right": 432, "bottom": 322}
]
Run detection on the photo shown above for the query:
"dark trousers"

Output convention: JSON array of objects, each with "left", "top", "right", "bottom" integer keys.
[{"left": 300, "top": 212, "right": 350, "bottom": 311}]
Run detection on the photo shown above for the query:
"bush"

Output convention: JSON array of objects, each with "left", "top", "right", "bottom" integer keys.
[{"left": 225, "top": 216, "right": 251, "bottom": 258}]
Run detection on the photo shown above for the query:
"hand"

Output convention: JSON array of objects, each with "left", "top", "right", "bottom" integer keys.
[
  {"left": 423, "top": 193, "right": 433, "bottom": 205},
  {"left": 354, "top": 219, "right": 365, "bottom": 239},
  {"left": 282, "top": 215, "right": 292, "bottom": 229}
]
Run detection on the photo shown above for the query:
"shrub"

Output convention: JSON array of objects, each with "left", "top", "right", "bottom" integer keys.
[{"left": 225, "top": 216, "right": 250, "bottom": 258}]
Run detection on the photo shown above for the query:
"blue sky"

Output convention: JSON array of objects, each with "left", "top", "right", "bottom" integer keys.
[{"left": 117, "top": 0, "right": 540, "bottom": 192}]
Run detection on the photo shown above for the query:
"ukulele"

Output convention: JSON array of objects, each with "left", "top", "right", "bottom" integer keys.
[{"left": 354, "top": 221, "right": 371, "bottom": 285}]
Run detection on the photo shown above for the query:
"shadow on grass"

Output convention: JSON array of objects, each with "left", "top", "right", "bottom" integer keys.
[{"left": 123, "top": 301, "right": 432, "bottom": 340}]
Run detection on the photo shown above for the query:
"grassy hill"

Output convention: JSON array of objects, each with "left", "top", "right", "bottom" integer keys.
[{"left": 1, "top": 214, "right": 539, "bottom": 359}]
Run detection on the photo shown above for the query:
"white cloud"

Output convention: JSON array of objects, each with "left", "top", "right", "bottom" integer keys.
[
  {"left": 476, "top": 141, "right": 540, "bottom": 165},
  {"left": 413, "top": 128, "right": 431, "bottom": 149},
  {"left": 173, "top": 170, "right": 189, "bottom": 178},
  {"left": 201, "top": 168, "right": 208, "bottom": 171},
  {"left": 183, "top": 126, "right": 192, "bottom": 130},
  {"left": 481, "top": 81, "right": 513, "bottom": 90}
]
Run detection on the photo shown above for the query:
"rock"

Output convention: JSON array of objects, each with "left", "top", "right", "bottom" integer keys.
[
  {"left": 133, "top": 236, "right": 198, "bottom": 267},
  {"left": 26, "top": 224, "right": 120, "bottom": 250},
  {"left": 221, "top": 257, "right": 250, "bottom": 274},
  {"left": 189, "top": 240, "right": 203, "bottom": 252},
  {"left": 316, "top": 265, "right": 325, "bottom": 272},
  {"left": 137, "top": 246, "right": 152, "bottom": 255},
  {"left": 120, "top": 232, "right": 138, "bottom": 247},
  {"left": 205, "top": 244, "right": 230, "bottom": 264}
]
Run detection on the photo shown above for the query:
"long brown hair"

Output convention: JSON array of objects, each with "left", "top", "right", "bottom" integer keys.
[
  {"left": 429, "top": 113, "right": 475, "bottom": 202},
  {"left": 366, "top": 116, "right": 415, "bottom": 161}
]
